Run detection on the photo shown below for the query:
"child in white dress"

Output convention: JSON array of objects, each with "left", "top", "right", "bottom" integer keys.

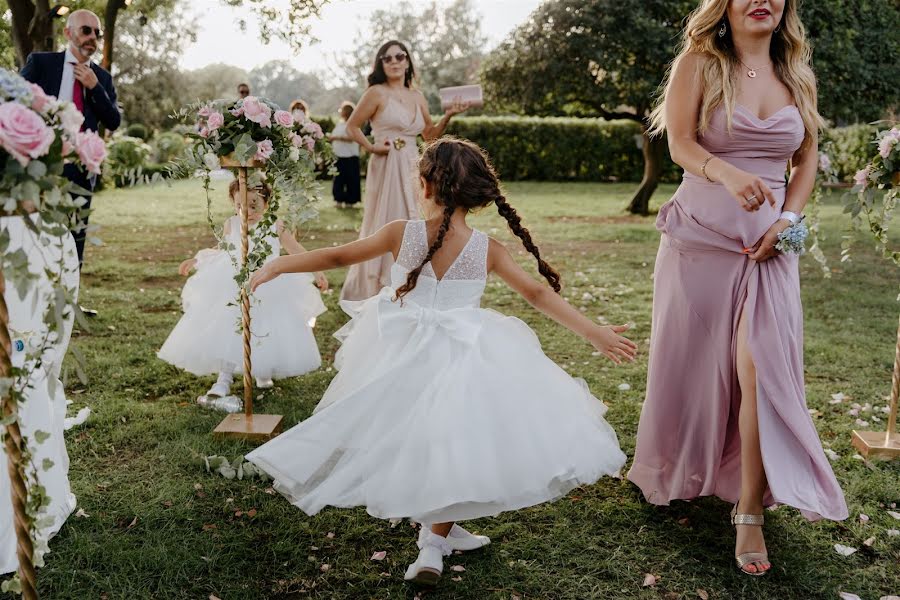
[
  {"left": 158, "top": 180, "right": 328, "bottom": 397},
  {"left": 246, "top": 138, "right": 636, "bottom": 586}
]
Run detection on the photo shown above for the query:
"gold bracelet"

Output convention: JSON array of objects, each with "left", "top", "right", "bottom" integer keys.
[{"left": 700, "top": 155, "right": 715, "bottom": 182}]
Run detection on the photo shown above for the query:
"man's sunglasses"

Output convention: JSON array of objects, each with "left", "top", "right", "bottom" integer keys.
[
  {"left": 380, "top": 52, "right": 407, "bottom": 64},
  {"left": 238, "top": 89, "right": 250, "bottom": 96},
  {"left": 77, "top": 25, "right": 103, "bottom": 39}
]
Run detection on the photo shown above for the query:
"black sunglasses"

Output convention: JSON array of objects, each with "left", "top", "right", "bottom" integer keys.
[
  {"left": 238, "top": 88, "right": 250, "bottom": 96},
  {"left": 380, "top": 52, "right": 408, "bottom": 64},
  {"left": 78, "top": 25, "right": 103, "bottom": 39}
]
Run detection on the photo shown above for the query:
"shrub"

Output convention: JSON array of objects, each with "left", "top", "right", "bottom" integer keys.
[
  {"left": 822, "top": 124, "right": 880, "bottom": 182},
  {"left": 125, "top": 123, "right": 149, "bottom": 140},
  {"left": 152, "top": 131, "right": 187, "bottom": 164},
  {"left": 105, "top": 134, "right": 154, "bottom": 187}
]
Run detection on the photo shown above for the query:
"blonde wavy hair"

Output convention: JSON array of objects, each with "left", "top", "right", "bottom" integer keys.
[{"left": 649, "top": 0, "right": 824, "bottom": 153}]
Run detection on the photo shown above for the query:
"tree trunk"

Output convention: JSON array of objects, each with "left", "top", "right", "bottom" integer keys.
[
  {"left": 9, "top": 0, "right": 55, "bottom": 68},
  {"left": 101, "top": 0, "right": 126, "bottom": 72},
  {"left": 627, "top": 129, "right": 666, "bottom": 215}
]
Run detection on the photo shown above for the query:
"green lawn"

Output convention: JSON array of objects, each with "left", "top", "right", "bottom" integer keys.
[{"left": 17, "top": 178, "right": 900, "bottom": 599}]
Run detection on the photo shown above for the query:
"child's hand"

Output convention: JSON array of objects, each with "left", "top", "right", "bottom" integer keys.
[
  {"left": 314, "top": 272, "right": 329, "bottom": 291},
  {"left": 589, "top": 324, "right": 637, "bottom": 365},
  {"left": 178, "top": 258, "right": 197, "bottom": 276},
  {"left": 250, "top": 261, "right": 281, "bottom": 292}
]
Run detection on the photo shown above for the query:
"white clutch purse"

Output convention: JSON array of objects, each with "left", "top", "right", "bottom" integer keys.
[{"left": 439, "top": 85, "right": 483, "bottom": 111}]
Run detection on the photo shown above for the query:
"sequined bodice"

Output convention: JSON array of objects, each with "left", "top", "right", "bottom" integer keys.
[{"left": 391, "top": 220, "right": 488, "bottom": 309}]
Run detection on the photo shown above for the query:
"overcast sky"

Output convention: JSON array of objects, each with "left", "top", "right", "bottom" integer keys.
[{"left": 179, "top": 0, "right": 542, "bottom": 83}]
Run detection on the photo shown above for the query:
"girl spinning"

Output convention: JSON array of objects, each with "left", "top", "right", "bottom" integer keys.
[
  {"left": 246, "top": 138, "right": 635, "bottom": 586},
  {"left": 158, "top": 180, "right": 328, "bottom": 398}
]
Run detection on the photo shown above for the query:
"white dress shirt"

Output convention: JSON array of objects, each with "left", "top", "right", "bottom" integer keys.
[
  {"left": 331, "top": 121, "right": 360, "bottom": 158},
  {"left": 58, "top": 48, "right": 90, "bottom": 104}
]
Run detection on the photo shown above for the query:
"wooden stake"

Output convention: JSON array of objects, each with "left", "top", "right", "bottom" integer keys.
[
  {"left": 214, "top": 161, "right": 282, "bottom": 440},
  {"left": 852, "top": 313, "right": 900, "bottom": 458},
  {"left": 0, "top": 268, "right": 39, "bottom": 600}
]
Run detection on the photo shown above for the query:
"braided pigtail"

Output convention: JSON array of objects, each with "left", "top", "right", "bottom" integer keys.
[
  {"left": 495, "top": 194, "right": 561, "bottom": 293},
  {"left": 394, "top": 203, "right": 455, "bottom": 301}
]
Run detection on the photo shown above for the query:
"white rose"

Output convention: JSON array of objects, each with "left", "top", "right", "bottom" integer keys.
[
  {"left": 288, "top": 147, "right": 300, "bottom": 162},
  {"left": 58, "top": 103, "right": 84, "bottom": 138},
  {"left": 203, "top": 152, "right": 220, "bottom": 170}
]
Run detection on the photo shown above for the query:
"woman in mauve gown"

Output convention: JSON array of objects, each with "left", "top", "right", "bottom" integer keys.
[
  {"left": 340, "top": 40, "right": 468, "bottom": 301},
  {"left": 627, "top": 0, "right": 848, "bottom": 577}
]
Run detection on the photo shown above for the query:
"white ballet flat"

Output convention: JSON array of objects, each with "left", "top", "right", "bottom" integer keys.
[
  {"left": 419, "top": 523, "right": 490, "bottom": 552},
  {"left": 404, "top": 531, "right": 451, "bottom": 585},
  {"left": 206, "top": 373, "right": 233, "bottom": 398},
  {"left": 255, "top": 377, "right": 274, "bottom": 389}
]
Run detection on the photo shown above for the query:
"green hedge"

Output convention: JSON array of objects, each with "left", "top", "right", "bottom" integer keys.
[{"left": 286, "top": 115, "right": 880, "bottom": 184}]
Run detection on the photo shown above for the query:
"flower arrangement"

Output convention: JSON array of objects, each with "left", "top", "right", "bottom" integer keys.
[
  {"left": 842, "top": 125, "right": 900, "bottom": 277},
  {"left": 1, "top": 67, "right": 107, "bottom": 594},
  {"left": 774, "top": 217, "right": 808, "bottom": 255},
  {"left": 171, "top": 95, "right": 328, "bottom": 286}
]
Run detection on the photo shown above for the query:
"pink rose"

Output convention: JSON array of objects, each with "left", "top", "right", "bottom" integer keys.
[
  {"left": 854, "top": 167, "right": 869, "bottom": 188},
  {"left": 230, "top": 106, "right": 244, "bottom": 117},
  {"left": 878, "top": 132, "right": 898, "bottom": 159},
  {"left": 304, "top": 136, "right": 315, "bottom": 152},
  {"left": 29, "top": 83, "right": 51, "bottom": 113},
  {"left": 198, "top": 105, "right": 213, "bottom": 118},
  {"left": 0, "top": 102, "right": 55, "bottom": 166},
  {"left": 207, "top": 111, "right": 224, "bottom": 132},
  {"left": 198, "top": 126, "right": 209, "bottom": 138},
  {"left": 290, "top": 133, "right": 304, "bottom": 147},
  {"left": 241, "top": 96, "right": 272, "bottom": 128},
  {"left": 254, "top": 139, "right": 274, "bottom": 161},
  {"left": 302, "top": 120, "right": 323, "bottom": 139},
  {"left": 818, "top": 152, "right": 831, "bottom": 173},
  {"left": 274, "top": 110, "right": 293, "bottom": 128},
  {"left": 62, "top": 138, "right": 74, "bottom": 157},
  {"left": 75, "top": 130, "right": 107, "bottom": 175}
]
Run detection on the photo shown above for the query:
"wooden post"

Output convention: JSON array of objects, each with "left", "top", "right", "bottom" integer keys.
[
  {"left": 213, "top": 159, "right": 283, "bottom": 441},
  {"left": 852, "top": 313, "right": 900, "bottom": 458},
  {"left": 0, "top": 268, "right": 39, "bottom": 600}
]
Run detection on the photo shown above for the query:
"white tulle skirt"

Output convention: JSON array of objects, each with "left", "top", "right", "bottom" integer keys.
[
  {"left": 247, "top": 289, "right": 626, "bottom": 524},
  {"left": 158, "top": 250, "right": 326, "bottom": 379},
  {"left": 1, "top": 215, "right": 78, "bottom": 575}
]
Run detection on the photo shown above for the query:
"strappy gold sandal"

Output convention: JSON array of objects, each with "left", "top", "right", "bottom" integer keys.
[{"left": 731, "top": 505, "right": 770, "bottom": 577}]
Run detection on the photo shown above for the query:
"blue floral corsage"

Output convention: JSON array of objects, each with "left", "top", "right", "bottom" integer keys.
[{"left": 775, "top": 217, "right": 808, "bottom": 255}]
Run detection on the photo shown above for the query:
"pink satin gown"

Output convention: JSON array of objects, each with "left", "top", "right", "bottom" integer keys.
[
  {"left": 627, "top": 104, "right": 848, "bottom": 521},
  {"left": 340, "top": 96, "right": 425, "bottom": 301}
]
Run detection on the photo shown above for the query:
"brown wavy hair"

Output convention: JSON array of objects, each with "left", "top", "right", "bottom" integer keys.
[{"left": 395, "top": 137, "right": 560, "bottom": 300}]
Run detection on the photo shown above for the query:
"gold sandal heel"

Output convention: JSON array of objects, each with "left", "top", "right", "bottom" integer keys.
[{"left": 731, "top": 505, "right": 770, "bottom": 577}]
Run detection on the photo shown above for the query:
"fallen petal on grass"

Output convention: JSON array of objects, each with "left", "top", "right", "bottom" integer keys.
[
  {"left": 834, "top": 544, "right": 858, "bottom": 556},
  {"left": 642, "top": 573, "right": 658, "bottom": 587},
  {"left": 450, "top": 565, "right": 466, "bottom": 572},
  {"left": 370, "top": 551, "right": 387, "bottom": 561}
]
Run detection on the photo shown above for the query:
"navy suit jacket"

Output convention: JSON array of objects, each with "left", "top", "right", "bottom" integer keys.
[{"left": 20, "top": 51, "right": 121, "bottom": 133}]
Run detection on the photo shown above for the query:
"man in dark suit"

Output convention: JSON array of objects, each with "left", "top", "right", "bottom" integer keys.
[{"left": 21, "top": 9, "right": 120, "bottom": 294}]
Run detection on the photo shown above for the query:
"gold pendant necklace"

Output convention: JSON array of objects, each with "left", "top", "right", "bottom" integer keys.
[{"left": 739, "top": 59, "right": 767, "bottom": 79}]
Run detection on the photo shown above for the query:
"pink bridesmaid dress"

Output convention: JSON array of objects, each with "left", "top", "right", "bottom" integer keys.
[
  {"left": 340, "top": 97, "right": 425, "bottom": 301},
  {"left": 627, "top": 104, "right": 848, "bottom": 522}
]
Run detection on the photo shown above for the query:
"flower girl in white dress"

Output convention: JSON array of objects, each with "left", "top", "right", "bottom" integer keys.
[
  {"left": 247, "top": 138, "right": 636, "bottom": 586},
  {"left": 158, "top": 180, "right": 328, "bottom": 397}
]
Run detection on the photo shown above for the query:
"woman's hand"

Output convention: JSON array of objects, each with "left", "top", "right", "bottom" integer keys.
[
  {"left": 589, "top": 324, "right": 638, "bottom": 365},
  {"left": 250, "top": 259, "right": 283, "bottom": 292},
  {"left": 368, "top": 140, "right": 390, "bottom": 156},
  {"left": 443, "top": 97, "right": 470, "bottom": 117},
  {"left": 314, "top": 271, "right": 329, "bottom": 291},
  {"left": 178, "top": 258, "right": 197, "bottom": 276},
  {"left": 746, "top": 219, "right": 790, "bottom": 262},
  {"left": 719, "top": 165, "right": 777, "bottom": 212}
]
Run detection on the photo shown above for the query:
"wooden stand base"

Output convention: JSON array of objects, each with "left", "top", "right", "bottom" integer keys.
[
  {"left": 214, "top": 413, "right": 284, "bottom": 441},
  {"left": 851, "top": 429, "right": 900, "bottom": 459}
]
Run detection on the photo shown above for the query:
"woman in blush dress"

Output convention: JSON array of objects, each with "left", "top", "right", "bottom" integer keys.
[
  {"left": 627, "top": 0, "right": 848, "bottom": 577},
  {"left": 340, "top": 40, "right": 468, "bottom": 301}
]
